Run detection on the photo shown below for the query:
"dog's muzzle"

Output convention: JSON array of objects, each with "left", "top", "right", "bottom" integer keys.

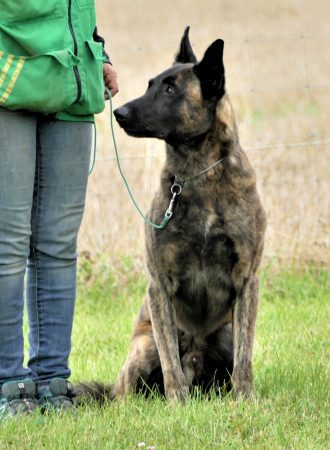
[{"left": 114, "top": 106, "right": 130, "bottom": 124}]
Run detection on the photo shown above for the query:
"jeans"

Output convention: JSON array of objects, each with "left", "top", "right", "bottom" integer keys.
[{"left": 0, "top": 108, "right": 92, "bottom": 390}]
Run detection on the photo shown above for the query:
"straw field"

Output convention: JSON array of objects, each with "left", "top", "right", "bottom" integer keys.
[{"left": 79, "top": 0, "right": 330, "bottom": 266}]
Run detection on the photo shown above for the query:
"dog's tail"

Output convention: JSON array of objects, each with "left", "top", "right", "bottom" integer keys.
[{"left": 73, "top": 381, "right": 116, "bottom": 404}]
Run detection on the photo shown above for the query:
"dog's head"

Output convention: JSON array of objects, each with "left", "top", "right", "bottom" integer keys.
[{"left": 114, "top": 27, "right": 225, "bottom": 145}]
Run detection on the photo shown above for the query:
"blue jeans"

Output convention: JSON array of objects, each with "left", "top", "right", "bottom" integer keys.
[{"left": 0, "top": 109, "right": 91, "bottom": 391}]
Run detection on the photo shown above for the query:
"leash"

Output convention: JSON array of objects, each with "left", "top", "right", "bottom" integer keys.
[
  {"left": 88, "top": 123, "right": 97, "bottom": 175},
  {"left": 102, "top": 87, "right": 225, "bottom": 229},
  {"left": 107, "top": 88, "right": 171, "bottom": 229}
]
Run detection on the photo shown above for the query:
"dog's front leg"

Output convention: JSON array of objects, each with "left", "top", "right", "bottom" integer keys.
[
  {"left": 147, "top": 281, "right": 189, "bottom": 402},
  {"left": 232, "top": 276, "right": 259, "bottom": 397}
]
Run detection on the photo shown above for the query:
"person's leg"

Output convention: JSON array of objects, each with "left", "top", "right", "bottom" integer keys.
[
  {"left": 26, "top": 118, "right": 92, "bottom": 385},
  {"left": 0, "top": 109, "right": 36, "bottom": 390}
]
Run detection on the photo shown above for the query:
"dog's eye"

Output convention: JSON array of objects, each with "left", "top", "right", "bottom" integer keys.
[{"left": 165, "top": 85, "right": 175, "bottom": 95}]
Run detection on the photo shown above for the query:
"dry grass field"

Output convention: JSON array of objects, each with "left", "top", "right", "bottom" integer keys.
[{"left": 79, "top": 0, "right": 330, "bottom": 266}]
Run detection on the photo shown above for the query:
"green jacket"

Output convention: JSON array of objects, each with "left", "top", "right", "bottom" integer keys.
[{"left": 0, "top": 0, "right": 107, "bottom": 121}]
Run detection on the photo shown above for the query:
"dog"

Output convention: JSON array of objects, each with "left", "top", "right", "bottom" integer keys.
[{"left": 78, "top": 27, "right": 266, "bottom": 402}]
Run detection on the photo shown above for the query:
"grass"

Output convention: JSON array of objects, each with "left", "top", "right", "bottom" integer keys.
[{"left": 1, "top": 262, "right": 329, "bottom": 449}]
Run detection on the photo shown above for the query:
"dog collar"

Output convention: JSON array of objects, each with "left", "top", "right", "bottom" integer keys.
[
  {"left": 174, "top": 155, "right": 226, "bottom": 185},
  {"left": 165, "top": 156, "right": 226, "bottom": 221}
]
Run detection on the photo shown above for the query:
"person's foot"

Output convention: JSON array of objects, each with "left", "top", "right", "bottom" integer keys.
[
  {"left": 38, "top": 378, "right": 76, "bottom": 413},
  {"left": 0, "top": 379, "right": 38, "bottom": 421}
]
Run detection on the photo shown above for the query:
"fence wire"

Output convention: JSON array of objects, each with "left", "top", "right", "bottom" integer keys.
[{"left": 80, "top": 4, "right": 330, "bottom": 264}]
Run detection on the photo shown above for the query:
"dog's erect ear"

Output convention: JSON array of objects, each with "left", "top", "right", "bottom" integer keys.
[
  {"left": 193, "top": 39, "right": 225, "bottom": 100},
  {"left": 175, "top": 26, "right": 197, "bottom": 64}
]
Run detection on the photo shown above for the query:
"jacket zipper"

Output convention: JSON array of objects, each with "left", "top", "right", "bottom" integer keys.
[{"left": 68, "top": 0, "right": 82, "bottom": 102}]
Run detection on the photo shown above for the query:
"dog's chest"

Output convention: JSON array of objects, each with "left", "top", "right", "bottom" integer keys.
[
  {"left": 157, "top": 197, "right": 238, "bottom": 268},
  {"left": 203, "top": 212, "right": 216, "bottom": 239},
  {"left": 173, "top": 263, "right": 234, "bottom": 335},
  {"left": 177, "top": 204, "right": 237, "bottom": 267},
  {"left": 155, "top": 207, "right": 237, "bottom": 335}
]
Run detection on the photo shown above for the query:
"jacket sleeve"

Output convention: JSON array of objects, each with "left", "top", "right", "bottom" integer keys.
[{"left": 93, "top": 27, "right": 111, "bottom": 64}]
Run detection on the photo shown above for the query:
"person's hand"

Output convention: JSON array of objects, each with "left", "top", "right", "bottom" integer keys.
[{"left": 103, "top": 63, "right": 119, "bottom": 99}]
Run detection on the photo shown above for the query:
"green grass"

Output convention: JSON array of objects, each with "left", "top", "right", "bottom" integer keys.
[{"left": 1, "top": 264, "right": 329, "bottom": 449}]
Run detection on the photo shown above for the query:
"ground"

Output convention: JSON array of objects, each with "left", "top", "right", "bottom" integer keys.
[{"left": 1, "top": 262, "right": 329, "bottom": 449}]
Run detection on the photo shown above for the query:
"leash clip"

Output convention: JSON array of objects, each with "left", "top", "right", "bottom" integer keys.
[
  {"left": 165, "top": 181, "right": 183, "bottom": 220},
  {"left": 171, "top": 182, "right": 182, "bottom": 195}
]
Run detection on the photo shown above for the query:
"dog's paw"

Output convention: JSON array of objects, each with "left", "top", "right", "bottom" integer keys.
[
  {"left": 165, "top": 382, "right": 189, "bottom": 403},
  {"left": 231, "top": 378, "right": 253, "bottom": 400},
  {"left": 232, "top": 363, "right": 254, "bottom": 400}
]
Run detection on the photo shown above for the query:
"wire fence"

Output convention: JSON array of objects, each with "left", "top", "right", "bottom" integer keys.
[
  {"left": 94, "top": 138, "right": 330, "bottom": 161},
  {"left": 79, "top": 2, "right": 330, "bottom": 266}
]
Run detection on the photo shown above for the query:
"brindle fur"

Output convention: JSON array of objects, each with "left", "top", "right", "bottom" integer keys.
[{"left": 77, "top": 27, "right": 266, "bottom": 402}]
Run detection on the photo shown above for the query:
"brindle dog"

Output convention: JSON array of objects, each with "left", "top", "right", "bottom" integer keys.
[{"left": 79, "top": 27, "right": 266, "bottom": 402}]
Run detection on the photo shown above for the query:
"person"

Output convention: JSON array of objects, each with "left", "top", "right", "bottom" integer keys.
[{"left": 0, "top": 1, "right": 118, "bottom": 419}]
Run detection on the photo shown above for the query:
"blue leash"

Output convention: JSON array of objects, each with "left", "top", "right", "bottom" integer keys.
[
  {"left": 107, "top": 89, "right": 175, "bottom": 229},
  {"left": 89, "top": 89, "right": 179, "bottom": 229}
]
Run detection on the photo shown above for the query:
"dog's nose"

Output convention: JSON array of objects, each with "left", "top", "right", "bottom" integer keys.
[{"left": 114, "top": 106, "right": 130, "bottom": 122}]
